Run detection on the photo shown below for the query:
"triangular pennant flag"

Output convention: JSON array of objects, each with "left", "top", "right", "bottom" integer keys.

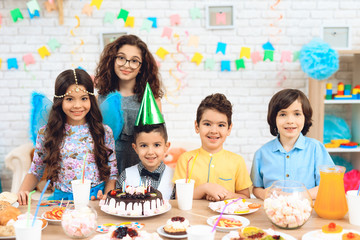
[
  {"left": 240, "top": 47, "right": 251, "bottom": 59},
  {"left": 135, "top": 82, "right": 164, "bottom": 126},
  {"left": 10, "top": 8, "right": 24, "bottom": 22},
  {"left": 221, "top": 60, "right": 231, "bottom": 71},
  {"left": 117, "top": 8, "right": 129, "bottom": 22},
  {"left": 235, "top": 59, "right": 245, "bottom": 70},
  {"left": 124, "top": 16, "right": 134, "bottom": 27},
  {"left": 90, "top": 0, "right": 103, "bottom": 10},
  {"left": 205, "top": 58, "right": 215, "bottom": 70},
  {"left": 263, "top": 50, "right": 274, "bottom": 61}
]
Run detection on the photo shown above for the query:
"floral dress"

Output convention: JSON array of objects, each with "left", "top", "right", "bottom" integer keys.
[{"left": 29, "top": 123, "right": 118, "bottom": 193}]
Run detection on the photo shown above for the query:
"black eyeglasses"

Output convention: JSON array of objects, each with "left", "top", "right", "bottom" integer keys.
[{"left": 115, "top": 56, "right": 142, "bottom": 69}]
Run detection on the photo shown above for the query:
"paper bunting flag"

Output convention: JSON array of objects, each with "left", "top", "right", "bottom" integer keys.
[
  {"left": 263, "top": 50, "right": 274, "bottom": 61},
  {"left": 90, "top": 0, "right": 103, "bottom": 10},
  {"left": 293, "top": 51, "right": 300, "bottom": 61},
  {"left": 48, "top": 38, "right": 60, "bottom": 51},
  {"left": 216, "top": 12, "right": 226, "bottom": 25},
  {"left": 191, "top": 52, "right": 203, "bottom": 66},
  {"left": 170, "top": 14, "right": 180, "bottom": 26},
  {"left": 7, "top": 58, "right": 18, "bottom": 70},
  {"left": 216, "top": 42, "right": 227, "bottom": 55},
  {"left": 44, "top": 1, "right": 56, "bottom": 12},
  {"left": 221, "top": 60, "right": 231, "bottom": 71},
  {"left": 38, "top": 46, "right": 51, "bottom": 59},
  {"left": 117, "top": 9, "right": 129, "bottom": 22},
  {"left": 205, "top": 58, "right": 215, "bottom": 70},
  {"left": 156, "top": 47, "right": 169, "bottom": 60},
  {"left": 82, "top": 4, "right": 93, "bottom": 16},
  {"left": 281, "top": 51, "right": 292, "bottom": 63},
  {"left": 188, "top": 35, "right": 199, "bottom": 48},
  {"left": 0, "top": 13, "right": 2, "bottom": 25},
  {"left": 124, "top": 16, "right": 134, "bottom": 27},
  {"left": 141, "top": 19, "right": 152, "bottom": 32},
  {"left": 251, "top": 51, "right": 261, "bottom": 64},
  {"left": 27, "top": 0, "right": 40, "bottom": 14},
  {"left": 0, "top": 58, "right": 2, "bottom": 69},
  {"left": 10, "top": 8, "right": 24, "bottom": 22},
  {"left": 190, "top": 8, "right": 201, "bottom": 20},
  {"left": 148, "top": 17, "right": 157, "bottom": 28},
  {"left": 240, "top": 47, "right": 251, "bottom": 59},
  {"left": 262, "top": 41, "right": 275, "bottom": 51},
  {"left": 235, "top": 59, "right": 245, "bottom": 70},
  {"left": 28, "top": 9, "right": 40, "bottom": 19},
  {"left": 104, "top": 12, "right": 115, "bottom": 24},
  {"left": 162, "top": 27, "right": 173, "bottom": 40},
  {"left": 23, "top": 53, "right": 36, "bottom": 65}
]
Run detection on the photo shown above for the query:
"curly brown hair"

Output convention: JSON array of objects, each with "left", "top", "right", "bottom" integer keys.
[
  {"left": 94, "top": 34, "right": 163, "bottom": 102},
  {"left": 267, "top": 89, "right": 313, "bottom": 136},
  {"left": 196, "top": 93, "right": 233, "bottom": 128},
  {"left": 43, "top": 69, "right": 113, "bottom": 185}
]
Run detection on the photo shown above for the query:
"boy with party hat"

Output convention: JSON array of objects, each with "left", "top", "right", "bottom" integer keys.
[{"left": 116, "top": 83, "right": 174, "bottom": 200}]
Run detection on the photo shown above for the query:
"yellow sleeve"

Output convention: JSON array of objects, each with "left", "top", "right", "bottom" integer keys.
[
  {"left": 235, "top": 155, "right": 253, "bottom": 192},
  {"left": 172, "top": 152, "right": 189, "bottom": 183}
]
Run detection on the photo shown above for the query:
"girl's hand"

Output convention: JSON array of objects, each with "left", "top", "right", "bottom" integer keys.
[{"left": 17, "top": 191, "right": 30, "bottom": 205}]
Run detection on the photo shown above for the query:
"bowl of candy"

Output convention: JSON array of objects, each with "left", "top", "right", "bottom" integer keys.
[
  {"left": 264, "top": 180, "right": 312, "bottom": 229},
  {"left": 61, "top": 205, "right": 97, "bottom": 239}
]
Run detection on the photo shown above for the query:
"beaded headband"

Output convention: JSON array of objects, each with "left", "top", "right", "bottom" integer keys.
[{"left": 54, "top": 69, "right": 95, "bottom": 98}]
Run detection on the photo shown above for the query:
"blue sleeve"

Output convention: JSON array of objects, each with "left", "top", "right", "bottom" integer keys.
[
  {"left": 250, "top": 150, "right": 264, "bottom": 188},
  {"left": 314, "top": 142, "right": 334, "bottom": 186}
]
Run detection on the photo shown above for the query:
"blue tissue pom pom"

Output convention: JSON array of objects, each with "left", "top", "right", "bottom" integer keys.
[{"left": 300, "top": 39, "right": 339, "bottom": 80}]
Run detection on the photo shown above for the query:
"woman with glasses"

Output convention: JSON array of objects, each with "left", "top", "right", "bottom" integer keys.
[{"left": 95, "top": 34, "right": 164, "bottom": 173}]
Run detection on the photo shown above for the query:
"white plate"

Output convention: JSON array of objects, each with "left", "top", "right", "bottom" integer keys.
[
  {"left": 302, "top": 229, "right": 360, "bottom": 240},
  {"left": 101, "top": 204, "right": 171, "bottom": 218},
  {"left": 41, "top": 212, "right": 61, "bottom": 224},
  {"left": 157, "top": 225, "right": 187, "bottom": 239},
  {"left": 207, "top": 215, "right": 250, "bottom": 232},
  {"left": 12, "top": 202, "right": 19, "bottom": 208},
  {"left": 222, "top": 229, "right": 296, "bottom": 240},
  {"left": 209, "top": 201, "right": 260, "bottom": 215}
]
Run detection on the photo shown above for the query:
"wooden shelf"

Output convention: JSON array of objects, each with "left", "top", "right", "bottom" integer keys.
[
  {"left": 326, "top": 147, "right": 360, "bottom": 153},
  {"left": 325, "top": 100, "right": 360, "bottom": 104}
]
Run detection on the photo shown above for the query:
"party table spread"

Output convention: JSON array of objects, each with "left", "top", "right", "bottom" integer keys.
[{"left": 20, "top": 199, "right": 360, "bottom": 240}]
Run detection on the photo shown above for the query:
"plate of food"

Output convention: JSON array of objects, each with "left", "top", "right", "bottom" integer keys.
[
  {"left": 302, "top": 222, "right": 360, "bottom": 240},
  {"left": 222, "top": 227, "right": 296, "bottom": 240},
  {"left": 207, "top": 215, "right": 250, "bottom": 232},
  {"left": 209, "top": 199, "right": 261, "bottom": 215},
  {"left": 157, "top": 216, "right": 190, "bottom": 238},
  {"left": 41, "top": 206, "right": 66, "bottom": 224}
]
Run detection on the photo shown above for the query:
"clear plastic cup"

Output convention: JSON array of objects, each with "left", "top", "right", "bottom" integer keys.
[
  {"left": 175, "top": 179, "right": 195, "bottom": 210},
  {"left": 187, "top": 225, "right": 215, "bottom": 240},
  {"left": 346, "top": 190, "right": 360, "bottom": 226},
  {"left": 71, "top": 179, "right": 91, "bottom": 209},
  {"left": 14, "top": 219, "right": 42, "bottom": 240}
]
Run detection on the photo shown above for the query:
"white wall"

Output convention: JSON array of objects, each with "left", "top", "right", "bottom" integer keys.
[{"left": 0, "top": 0, "right": 356, "bottom": 191}]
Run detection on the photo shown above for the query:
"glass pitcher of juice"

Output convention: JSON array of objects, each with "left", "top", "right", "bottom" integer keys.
[{"left": 314, "top": 165, "right": 348, "bottom": 219}]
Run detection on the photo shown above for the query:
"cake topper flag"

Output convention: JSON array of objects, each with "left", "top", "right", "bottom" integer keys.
[{"left": 135, "top": 82, "right": 164, "bottom": 126}]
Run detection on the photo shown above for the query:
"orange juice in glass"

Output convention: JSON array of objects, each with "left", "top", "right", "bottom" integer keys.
[{"left": 314, "top": 165, "right": 348, "bottom": 219}]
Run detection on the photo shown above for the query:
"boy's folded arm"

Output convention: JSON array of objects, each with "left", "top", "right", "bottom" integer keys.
[
  {"left": 194, "top": 183, "right": 229, "bottom": 201},
  {"left": 253, "top": 186, "right": 266, "bottom": 200}
]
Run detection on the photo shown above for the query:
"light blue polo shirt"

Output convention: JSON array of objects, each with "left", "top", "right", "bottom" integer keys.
[{"left": 250, "top": 133, "right": 334, "bottom": 189}]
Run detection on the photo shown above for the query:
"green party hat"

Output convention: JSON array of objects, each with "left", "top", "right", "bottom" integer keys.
[{"left": 135, "top": 82, "right": 164, "bottom": 126}]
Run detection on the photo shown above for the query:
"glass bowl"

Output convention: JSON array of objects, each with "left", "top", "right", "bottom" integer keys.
[
  {"left": 61, "top": 204, "right": 97, "bottom": 239},
  {"left": 264, "top": 180, "right": 313, "bottom": 229}
]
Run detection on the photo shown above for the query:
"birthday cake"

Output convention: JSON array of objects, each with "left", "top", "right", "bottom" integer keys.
[{"left": 100, "top": 186, "right": 170, "bottom": 216}]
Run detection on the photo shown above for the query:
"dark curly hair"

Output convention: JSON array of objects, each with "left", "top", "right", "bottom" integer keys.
[
  {"left": 43, "top": 69, "right": 113, "bottom": 185},
  {"left": 267, "top": 89, "right": 313, "bottom": 136},
  {"left": 94, "top": 34, "right": 163, "bottom": 102},
  {"left": 196, "top": 93, "right": 232, "bottom": 128}
]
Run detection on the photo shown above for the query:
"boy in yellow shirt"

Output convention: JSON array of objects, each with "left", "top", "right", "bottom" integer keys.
[{"left": 173, "top": 93, "right": 252, "bottom": 201}]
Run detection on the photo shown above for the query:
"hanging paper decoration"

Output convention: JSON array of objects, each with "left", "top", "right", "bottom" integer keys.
[
  {"left": 27, "top": 0, "right": 41, "bottom": 14},
  {"left": 23, "top": 54, "right": 36, "bottom": 65},
  {"left": 188, "top": 35, "right": 199, "bottom": 48},
  {"left": 205, "top": 58, "right": 215, "bottom": 70},
  {"left": 104, "top": 12, "right": 115, "bottom": 24},
  {"left": 263, "top": 50, "right": 274, "bottom": 61},
  {"left": 216, "top": 42, "right": 227, "bottom": 55},
  {"left": 141, "top": 19, "right": 152, "bottom": 32},
  {"left": 280, "top": 51, "right": 292, "bottom": 63},
  {"left": 162, "top": 27, "right": 173, "bottom": 39},
  {"left": 251, "top": 52, "right": 262, "bottom": 64},
  {"left": 28, "top": 9, "right": 40, "bottom": 19},
  {"left": 262, "top": 41, "right": 275, "bottom": 51},
  {"left": 300, "top": 38, "right": 339, "bottom": 80},
  {"left": 240, "top": 47, "right": 251, "bottom": 59},
  {"left": 191, "top": 52, "right": 203, "bottom": 65},
  {"left": 38, "top": 46, "right": 51, "bottom": 59},
  {"left": 124, "top": 16, "right": 135, "bottom": 27},
  {"left": 221, "top": 60, "right": 231, "bottom": 71},
  {"left": 117, "top": 9, "right": 129, "bottom": 22},
  {"left": 48, "top": 38, "right": 61, "bottom": 51},
  {"left": 156, "top": 47, "right": 169, "bottom": 60},
  {"left": 90, "top": 0, "right": 103, "bottom": 10},
  {"left": 170, "top": 14, "right": 181, "bottom": 26},
  {"left": 0, "top": 58, "right": 2, "bottom": 69},
  {"left": 190, "top": 8, "right": 201, "bottom": 20},
  {"left": 7, "top": 58, "right": 19, "bottom": 69},
  {"left": 148, "top": 17, "right": 157, "bottom": 28},
  {"left": 269, "top": 0, "right": 283, "bottom": 41},
  {"left": 235, "top": 59, "right": 245, "bottom": 70},
  {"left": 44, "top": 1, "right": 56, "bottom": 12},
  {"left": 293, "top": 51, "right": 300, "bottom": 61},
  {"left": 10, "top": 8, "right": 24, "bottom": 22},
  {"left": 70, "top": 15, "right": 80, "bottom": 36},
  {"left": 216, "top": 12, "right": 226, "bottom": 25},
  {"left": 71, "top": 39, "right": 84, "bottom": 54},
  {"left": 82, "top": 4, "right": 94, "bottom": 16}
]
